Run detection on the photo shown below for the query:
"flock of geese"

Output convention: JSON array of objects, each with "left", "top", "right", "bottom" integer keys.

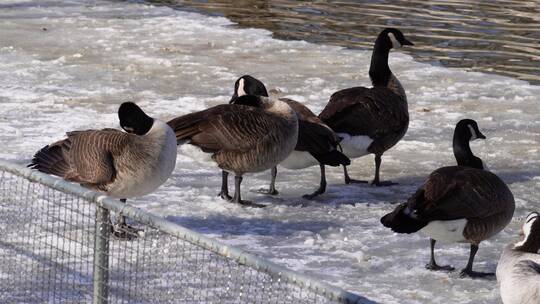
[{"left": 27, "top": 28, "right": 538, "bottom": 302}]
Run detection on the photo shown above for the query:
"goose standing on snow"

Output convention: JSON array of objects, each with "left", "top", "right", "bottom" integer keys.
[
  {"left": 319, "top": 28, "right": 413, "bottom": 186},
  {"left": 497, "top": 212, "right": 540, "bottom": 304},
  {"left": 381, "top": 119, "right": 515, "bottom": 277},
  {"left": 29, "top": 102, "right": 177, "bottom": 238},
  {"left": 167, "top": 94, "right": 298, "bottom": 207},
  {"left": 228, "top": 75, "right": 350, "bottom": 199}
]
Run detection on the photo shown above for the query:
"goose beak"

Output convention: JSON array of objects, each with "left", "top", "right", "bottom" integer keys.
[
  {"left": 478, "top": 132, "right": 486, "bottom": 140},
  {"left": 402, "top": 38, "right": 414, "bottom": 46}
]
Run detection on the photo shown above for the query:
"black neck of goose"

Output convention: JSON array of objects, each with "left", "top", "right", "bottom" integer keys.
[
  {"left": 369, "top": 40, "right": 391, "bottom": 87},
  {"left": 515, "top": 236, "right": 540, "bottom": 253},
  {"left": 453, "top": 133, "right": 483, "bottom": 169}
]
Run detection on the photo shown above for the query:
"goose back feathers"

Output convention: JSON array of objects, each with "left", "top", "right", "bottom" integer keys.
[
  {"left": 319, "top": 87, "right": 409, "bottom": 155},
  {"left": 167, "top": 97, "right": 298, "bottom": 174},
  {"left": 381, "top": 166, "right": 515, "bottom": 243},
  {"left": 29, "top": 103, "right": 177, "bottom": 199}
]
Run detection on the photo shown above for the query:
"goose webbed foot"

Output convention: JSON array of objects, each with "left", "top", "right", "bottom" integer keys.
[
  {"left": 111, "top": 223, "right": 143, "bottom": 240},
  {"left": 302, "top": 188, "right": 325, "bottom": 200},
  {"left": 254, "top": 188, "right": 279, "bottom": 195},
  {"left": 236, "top": 199, "right": 266, "bottom": 208},
  {"left": 425, "top": 262, "right": 455, "bottom": 272},
  {"left": 218, "top": 190, "right": 232, "bottom": 201},
  {"left": 459, "top": 269, "right": 495, "bottom": 278},
  {"left": 345, "top": 177, "right": 369, "bottom": 184},
  {"left": 370, "top": 180, "right": 398, "bottom": 187}
]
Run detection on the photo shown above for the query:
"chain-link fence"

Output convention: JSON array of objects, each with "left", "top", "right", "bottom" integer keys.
[{"left": 0, "top": 160, "right": 372, "bottom": 304}]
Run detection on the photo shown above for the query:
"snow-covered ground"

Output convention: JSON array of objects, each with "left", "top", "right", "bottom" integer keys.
[{"left": 0, "top": 1, "right": 539, "bottom": 303}]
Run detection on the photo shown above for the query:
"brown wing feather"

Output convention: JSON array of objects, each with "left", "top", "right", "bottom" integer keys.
[
  {"left": 64, "top": 129, "right": 129, "bottom": 184},
  {"left": 167, "top": 104, "right": 288, "bottom": 154},
  {"left": 410, "top": 166, "right": 514, "bottom": 221},
  {"left": 319, "top": 87, "right": 408, "bottom": 153}
]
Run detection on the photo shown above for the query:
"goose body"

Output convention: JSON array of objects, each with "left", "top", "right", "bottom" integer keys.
[
  {"left": 167, "top": 95, "right": 298, "bottom": 206},
  {"left": 381, "top": 119, "right": 515, "bottom": 277},
  {"left": 319, "top": 28, "right": 413, "bottom": 186},
  {"left": 29, "top": 102, "right": 176, "bottom": 238},
  {"left": 229, "top": 75, "right": 350, "bottom": 199},
  {"left": 497, "top": 212, "right": 540, "bottom": 304}
]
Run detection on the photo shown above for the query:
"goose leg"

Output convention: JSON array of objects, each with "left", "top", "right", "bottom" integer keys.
[
  {"left": 371, "top": 154, "right": 397, "bottom": 186},
  {"left": 255, "top": 167, "right": 279, "bottom": 195},
  {"left": 425, "top": 239, "right": 454, "bottom": 271},
  {"left": 111, "top": 199, "right": 142, "bottom": 240},
  {"left": 303, "top": 164, "right": 327, "bottom": 200},
  {"left": 459, "top": 244, "right": 494, "bottom": 278},
  {"left": 233, "top": 175, "right": 265, "bottom": 208},
  {"left": 343, "top": 165, "right": 368, "bottom": 184},
  {"left": 218, "top": 170, "right": 232, "bottom": 201}
]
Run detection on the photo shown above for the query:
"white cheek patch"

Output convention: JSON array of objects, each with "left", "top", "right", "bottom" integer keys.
[
  {"left": 237, "top": 78, "right": 247, "bottom": 96},
  {"left": 468, "top": 124, "right": 478, "bottom": 140},
  {"left": 515, "top": 215, "right": 538, "bottom": 247},
  {"left": 388, "top": 32, "right": 402, "bottom": 49}
]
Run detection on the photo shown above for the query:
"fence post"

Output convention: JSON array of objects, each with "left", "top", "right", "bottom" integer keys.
[{"left": 93, "top": 205, "right": 110, "bottom": 304}]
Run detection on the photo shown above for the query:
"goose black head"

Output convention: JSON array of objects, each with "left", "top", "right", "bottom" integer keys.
[
  {"left": 377, "top": 28, "right": 414, "bottom": 50},
  {"left": 455, "top": 119, "right": 486, "bottom": 142},
  {"left": 453, "top": 119, "right": 486, "bottom": 169},
  {"left": 515, "top": 212, "right": 540, "bottom": 253},
  {"left": 118, "top": 102, "right": 154, "bottom": 135},
  {"left": 230, "top": 75, "right": 269, "bottom": 103}
]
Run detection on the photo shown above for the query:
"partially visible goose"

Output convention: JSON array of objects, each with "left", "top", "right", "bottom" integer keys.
[
  {"left": 167, "top": 95, "right": 298, "bottom": 207},
  {"left": 228, "top": 75, "right": 350, "bottom": 199},
  {"left": 381, "top": 119, "right": 515, "bottom": 278},
  {"left": 497, "top": 212, "right": 540, "bottom": 304},
  {"left": 29, "top": 102, "right": 177, "bottom": 238},
  {"left": 319, "top": 28, "right": 413, "bottom": 186}
]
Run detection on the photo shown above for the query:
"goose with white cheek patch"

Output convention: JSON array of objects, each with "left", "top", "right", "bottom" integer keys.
[
  {"left": 28, "top": 102, "right": 178, "bottom": 239},
  {"left": 380, "top": 119, "right": 515, "bottom": 278},
  {"left": 167, "top": 95, "right": 298, "bottom": 208},
  {"left": 227, "top": 75, "right": 350, "bottom": 199},
  {"left": 497, "top": 212, "right": 540, "bottom": 304},
  {"left": 319, "top": 28, "right": 413, "bottom": 186}
]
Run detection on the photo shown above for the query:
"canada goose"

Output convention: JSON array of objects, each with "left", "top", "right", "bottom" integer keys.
[
  {"left": 228, "top": 75, "right": 350, "bottom": 199},
  {"left": 497, "top": 212, "right": 540, "bottom": 304},
  {"left": 319, "top": 28, "right": 413, "bottom": 186},
  {"left": 29, "top": 102, "right": 177, "bottom": 238},
  {"left": 380, "top": 119, "right": 515, "bottom": 278},
  {"left": 167, "top": 94, "right": 298, "bottom": 207}
]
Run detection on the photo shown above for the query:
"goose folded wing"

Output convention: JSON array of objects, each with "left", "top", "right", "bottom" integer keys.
[
  {"left": 63, "top": 129, "right": 129, "bottom": 185},
  {"left": 413, "top": 167, "right": 506, "bottom": 221},
  {"left": 295, "top": 120, "right": 338, "bottom": 154},
  {"left": 170, "top": 105, "right": 288, "bottom": 153},
  {"left": 319, "top": 87, "right": 407, "bottom": 138}
]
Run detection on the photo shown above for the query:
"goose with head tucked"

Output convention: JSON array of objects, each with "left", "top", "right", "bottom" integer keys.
[
  {"left": 228, "top": 75, "right": 350, "bottom": 199},
  {"left": 319, "top": 28, "right": 413, "bottom": 186},
  {"left": 29, "top": 102, "right": 178, "bottom": 238},
  {"left": 497, "top": 212, "right": 540, "bottom": 304},
  {"left": 381, "top": 119, "right": 515, "bottom": 278},
  {"left": 167, "top": 94, "right": 298, "bottom": 207}
]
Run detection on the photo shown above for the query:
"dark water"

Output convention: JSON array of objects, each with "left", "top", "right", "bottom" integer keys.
[{"left": 140, "top": 0, "right": 540, "bottom": 85}]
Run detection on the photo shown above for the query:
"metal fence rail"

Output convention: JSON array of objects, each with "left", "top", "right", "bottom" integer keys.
[{"left": 0, "top": 160, "right": 372, "bottom": 304}]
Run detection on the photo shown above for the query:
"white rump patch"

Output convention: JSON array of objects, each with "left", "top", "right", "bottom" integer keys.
[
  {"left": 337, "top": 133, "right": 373, "bottom": 158},
  {"left": 468, "top": 124, "right": 479, "bottom": 140},
  {"left": 388, "top": 32, "right": 402, "bottom": 49},
  {"left": 237, "top": 78, "right": 246, "bottom": 96},
  {"left": 279, "top": 150, "right": 318, "bottom": 170},
  {"left": 420, "top": 219, "right": 467, "bottom": 243}
]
